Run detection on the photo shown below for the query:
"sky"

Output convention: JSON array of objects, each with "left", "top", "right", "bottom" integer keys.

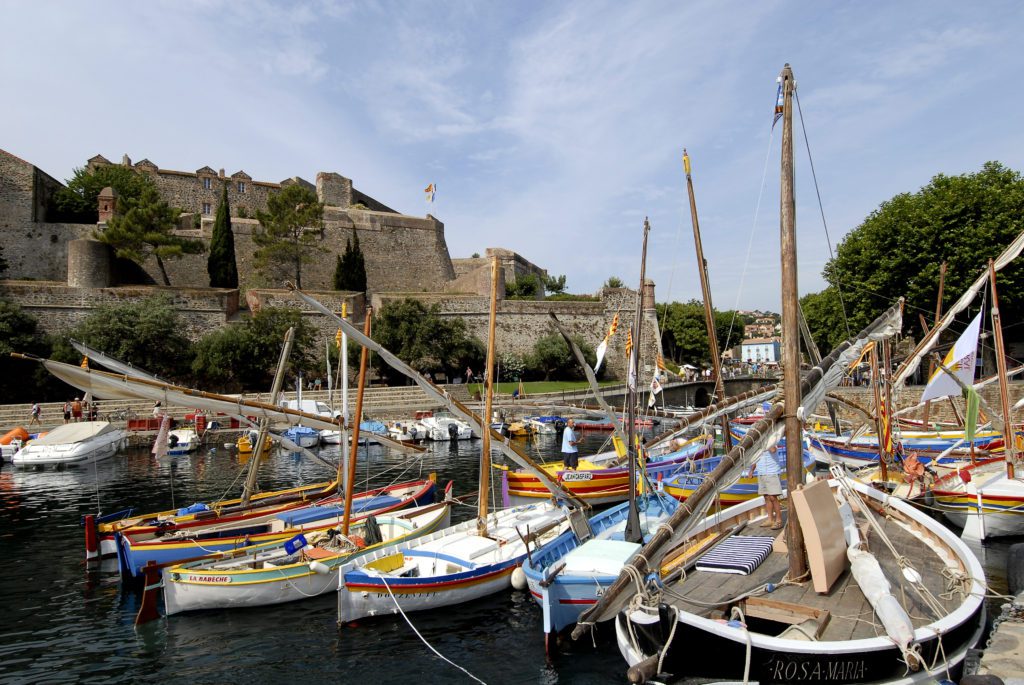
[{"left": 2, "top": 1, "right": 1023, "bottom": 312}]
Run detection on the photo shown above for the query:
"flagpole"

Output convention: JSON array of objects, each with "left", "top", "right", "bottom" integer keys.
[{"left": 988, "top": 259, "right": 1017, "bottom": 479}]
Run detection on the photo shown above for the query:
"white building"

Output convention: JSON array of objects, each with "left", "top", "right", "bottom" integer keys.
[{"left": 741, "top": 337, "right": 781, "bottom": 365}]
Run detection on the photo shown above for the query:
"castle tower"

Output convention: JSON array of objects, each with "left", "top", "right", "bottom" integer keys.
[{"left": 97, "top": 186, "right": 118, "bottom": 223}]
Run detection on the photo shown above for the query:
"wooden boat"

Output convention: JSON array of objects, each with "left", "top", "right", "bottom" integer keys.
[
  {"left": 11, "top": 421, "right": 128, "bottom": 467},
  {"left": 612, "top": 476, "right": 986, "bottom": 684},
  {"left": 806, "top": 429, "right": 1003, "bottom": 468},
  {"left": 117, "top": 477, "right": 437, "bottom": 577},
  {"left": 573, "top": 65, "right": 986, "bottom": 684},
  {"left": 662, "top": 448, "right": 815, "bottom": 507},
  {"left": 324, "top": 258, "right": 578, "bottom": 623},
  {"left": 163, "top": 495, "right": 453, "bottom": 614},
  {"left": 237, "top": 429, "right": 273, "bottom": 457},
  {"left": 931, "top": 460, "right": 1024, "bottom": 538},
  {"left": 501, "top": 433, "right": 713, "bottom": 506},
  {"left": 338, "top": 503, "right": 568, "bottom": 621}
]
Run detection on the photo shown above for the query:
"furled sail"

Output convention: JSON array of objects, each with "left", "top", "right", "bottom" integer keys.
[
  {"left": 290, "top": 286, "right": 585, "bottom": 508},
  {"left": 893, "top": 229, "right": 1024, "bottom": 388}
]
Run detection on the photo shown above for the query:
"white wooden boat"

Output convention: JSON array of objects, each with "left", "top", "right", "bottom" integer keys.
[
  {"left": 164, "top": 500, "right": 452, "bottom": 614},
  {"left": 12, "top": 421, "right": 127, "bottom": 467},
  {"left": 338, "top": 502, "right": 568, "bottom": 621}
]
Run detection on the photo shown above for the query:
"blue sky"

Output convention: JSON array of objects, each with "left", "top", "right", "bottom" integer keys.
[{"left": 3, "top": 1, "right": 1022, "bottom": 311}]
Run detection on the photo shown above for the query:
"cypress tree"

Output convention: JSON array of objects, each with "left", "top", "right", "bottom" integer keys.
[
  {"left": 350, "top": 230, "right": 367, "bottom": 292},
  {"left": 333, "top": 231, "right": 367, "bottom": 292},
  {"left": 207, "top": 183, "right": 238, "bottom": 288}
]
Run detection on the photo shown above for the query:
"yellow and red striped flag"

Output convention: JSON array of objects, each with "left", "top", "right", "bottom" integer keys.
[
  {"left": 625, "top": 329, "right": 634, "bottom": 359},
  {"left": 594, "top": 312, "right": 620, "bottom": 372},
  {"left": 80, "top": 356, "right": 89, "bottom": 369}
]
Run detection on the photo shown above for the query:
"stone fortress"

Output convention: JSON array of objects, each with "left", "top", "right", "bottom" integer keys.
[{"left": 0, "top": 147, "right": 664, "bottom": 380}]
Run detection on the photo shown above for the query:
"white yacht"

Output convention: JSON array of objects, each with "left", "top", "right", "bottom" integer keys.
[{"left": 12, "top": 421, "right": 128, "bottom": 467}]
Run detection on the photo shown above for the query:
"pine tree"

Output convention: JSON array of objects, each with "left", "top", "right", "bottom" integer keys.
[
  {"left": 332, "top": 251, "right": 348, "bottom": 290},
  {"left": 208, "top": 183, "right": 238, "bottom": 288}
]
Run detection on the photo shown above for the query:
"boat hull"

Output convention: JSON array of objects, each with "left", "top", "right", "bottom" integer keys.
[
  {"left": 12, "top": 430, "right": 127, "bottom": 467},
  {"left": 932, "top": 465, "right": 1024, "bottom": 538},
  {"left": 164, "top": 503, "right": 451, "bottom": 614},
  {"left": 613, "top": 479, "right": 988, "bottom": 684}
]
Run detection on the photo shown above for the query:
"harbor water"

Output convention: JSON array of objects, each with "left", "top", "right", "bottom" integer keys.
[{"left": 0, "top": 431, "right": 1015, "bottom": 684}]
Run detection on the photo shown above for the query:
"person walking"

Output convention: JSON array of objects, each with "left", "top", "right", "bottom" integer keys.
[
  {"left": 747, "top": 451, "right": 784, "bottom": 529},
  {"left": 465, "top": 366, "right": 474, "bottom": 385},
  {"left": 29, "top": 402, "right": 41, "bottom": 426},
  {"left": 71, "top": 397, "right": 83, "bottom": 422},
  {"left": 62, "top": 400, "right": 71, "bottom": 424},
  {"left": 561, "top": 419, "right": 581, "bottom": 470}
]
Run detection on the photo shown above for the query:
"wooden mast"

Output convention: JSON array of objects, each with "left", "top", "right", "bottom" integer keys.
[
  {"left": 241, "top": 327, "right": 295, "bottom": 506},
  {"left": 683, "top": 149, "right": 732, "bottom": 449},
  {"left": 922, "top": 263, "right": 947, "bottom": 427},
  {"left": 342, "top": 310, "right": 372, "bottom": 536},
  {"left": 779, "top": 63, "right": 807, "bottom": 577},
  {"left": 624, "top": 218, "right": 650, "bottom": 544},
  {"left": 988, "top": 260, "right": 1017, "bottom": 479},
  {"left": 478, "top": 257, "right": 499, "bottom": 536}
]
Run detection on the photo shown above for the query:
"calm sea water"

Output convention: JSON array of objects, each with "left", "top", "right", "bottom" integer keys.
[{"left": 0, "top": 431, "right": 1014, "bottom": 685}]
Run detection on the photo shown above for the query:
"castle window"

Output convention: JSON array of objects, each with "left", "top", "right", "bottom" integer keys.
[
  {"left": 237, "top": 181, "right": 246, "bottom": 193},
  {"left": 203, "top": 177, "right": 212, "bottom": 190},
  {"left": 202, "top": 202, "right": 212, "bottom": 215}
]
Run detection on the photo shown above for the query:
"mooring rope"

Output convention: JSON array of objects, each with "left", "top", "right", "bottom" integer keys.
[{"left": 379, "top": 574, "right": 487, "bottom": 684}]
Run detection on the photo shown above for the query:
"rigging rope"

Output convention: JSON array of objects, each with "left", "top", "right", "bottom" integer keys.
[
  {"left": 794, "top": 89, "right": 851, "bottom": 340},
  {"left": 379, "top": 574, "right": 488, "bottom": 685}
]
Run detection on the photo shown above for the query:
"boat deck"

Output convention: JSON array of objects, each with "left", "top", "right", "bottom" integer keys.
[{"left": 667, "top": 504, "right": 965, "bottom": 642}]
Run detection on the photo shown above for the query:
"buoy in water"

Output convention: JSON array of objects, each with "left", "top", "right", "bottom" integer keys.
[{"left": 511, "top": 566, "right": 527, "bottom": 590}]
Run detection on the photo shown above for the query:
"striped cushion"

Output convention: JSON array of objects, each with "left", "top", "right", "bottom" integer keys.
[{"left": 695, "top": 536, "right": 775, "bottom": 575}]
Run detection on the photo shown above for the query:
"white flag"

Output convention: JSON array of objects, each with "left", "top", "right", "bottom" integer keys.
[
  {"left": 647, "top": 370, "right": 663, "bottom": 408},
  {"left": 920, "top": 312, "right": 982, "bottom": 402},
  {"left": 594, "top": 338, "right": 609, "bottom": 373}
]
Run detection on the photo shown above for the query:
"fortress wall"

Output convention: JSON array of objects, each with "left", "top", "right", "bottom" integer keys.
[{"left": 0, "top": 282, "right": 239, "bottom": 341}]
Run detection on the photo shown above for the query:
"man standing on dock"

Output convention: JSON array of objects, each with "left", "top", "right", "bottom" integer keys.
[{"left": 561, "top": 419, "right": 580, "bottom": 470}]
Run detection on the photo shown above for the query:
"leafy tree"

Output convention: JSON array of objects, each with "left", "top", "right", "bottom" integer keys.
[
  {"left": 800, "top": 287, "right": 851, "bottom": 357},
  {"left": 657, "top": 300, "right": 738, "bottom": 367},
  {"left": 816, "top": 161, "right": 1024, "bottom": 346},
  {"left": 525, "top": 332, "right": 596, "bottom": 381},
  {"left": 604, "top": 276, "right": 625, "bottom": 288},
  {"left": 364, "top": 298, "right": 484, "bottom": 384},
  {"left": 207, "top": 182, "right": 238, "bottom": 288},
  {"left": 97, "top": 184, "right": 204, "bottom": 285},
  {"left": 333, "top": 231, "right": 367, "bottom": 291},
  {"left": 253, "top": 184, "right": 324, "bottom": 289},
  {"left": 192, "top": 307, "right": 315, "bottom": 392},
  {"left": 51, "top": 295, "right": 195, "bottom": 381},
  {"left": 471, "top": 252, "right": 480, "bottom": 258},
  {"left": 506, "top": 273, "right": 542, "bottom": 299},
  {"left": 544, "top": 273, "right": 568, "bottom": 295},
  {"left": 49, "top": 165, "right": 153, "bottom": 223},
  {"left": 0, "top": 298, "right": 56, "bottom": 402}
]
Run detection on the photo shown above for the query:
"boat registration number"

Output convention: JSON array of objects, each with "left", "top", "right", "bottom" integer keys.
[{"left": 562, "top": 472, "right": 593, "bottom": 482}]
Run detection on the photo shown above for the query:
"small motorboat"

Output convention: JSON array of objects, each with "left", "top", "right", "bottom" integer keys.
[
  {"left": 388, "top": 421, "right": 426, "bottom": 442},
  {"left": 417, "top": 411, "right": 474, "bottom": 441},
  {"left": 12, "top": 421, "right": 128, "bottom": 467},
  {"left": 167, "top": 428, "right": 200, "bottom": 456},
  {"left": 281, "top": 425, "right": 320, "bottom": 449}
]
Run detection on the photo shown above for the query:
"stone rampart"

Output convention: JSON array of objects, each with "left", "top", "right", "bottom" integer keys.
[
  {"left": 0, "top": 281, "right": 239, "bottom": 341},
  {"left": 245, "top": 288, "right": 365, "bottom": 344}
]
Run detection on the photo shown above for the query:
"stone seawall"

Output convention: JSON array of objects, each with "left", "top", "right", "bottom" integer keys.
[{"left": 0, "top": 281, "right": 239, "bottom": 341}]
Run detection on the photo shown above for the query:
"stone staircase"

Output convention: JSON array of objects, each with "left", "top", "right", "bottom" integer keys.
[{"left": 0, "top": 384, "right": 481, "bottom": 433}]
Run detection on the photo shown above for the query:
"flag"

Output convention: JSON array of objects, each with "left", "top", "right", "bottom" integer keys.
[
  {"left": 648, "top": 368, "right": 663, "bottom": 408},
  {"left": 625, "top": 329, "right": 634, "bottom": 359},
  {"left": 656, "top": 354, "right": 666, "bottom": 371},
  {"left": 772, "top": 81, "right": 784, "bottom": 128},
  {"left": 964, "top": 386, "right": 980, "bottom": 441},
  {"left": 335, "top": 328, "right": 343, "bottom": 350},
  {"left": 921, "top": 312, "right": 983, "bottom": 402},
  {"left": 424, "top": 183, "right": 436, "bottom": 203},
  {"left": 80, "top": 356, "right": 89, "bottom": 369},
  {"left": 594, "top": 312, "right": 620, "bottom": 372}
]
